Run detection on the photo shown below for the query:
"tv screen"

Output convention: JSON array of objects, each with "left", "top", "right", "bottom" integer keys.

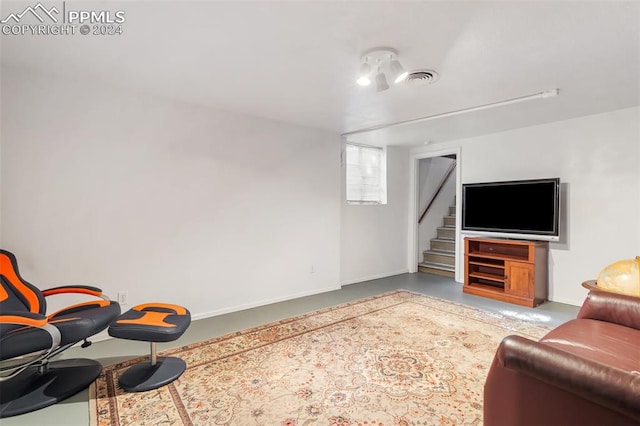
[{"left": 462, "top": 178, "right": 560, "bottom": 240}]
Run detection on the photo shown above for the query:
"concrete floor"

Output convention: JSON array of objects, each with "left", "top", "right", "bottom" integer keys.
[{"left": 2, "top": 272, "right": 580, "bottom": 426}]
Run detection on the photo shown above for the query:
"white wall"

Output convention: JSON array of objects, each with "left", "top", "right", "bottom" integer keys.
[
  {"left": 0, "top": 66, "right": 3, "bottom": 247},
  {"left": 340, "top": 146, "right": 410, "bottom": 284},
  {"left": 1, "top": 67, "right": 341, "bottom": 318},
  {"left": 412, "top": 107, "right": 640, "bottom": 305}
]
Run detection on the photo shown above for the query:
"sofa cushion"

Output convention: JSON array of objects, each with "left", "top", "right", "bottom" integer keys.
[{"left": 540, "top": 318, "right": 640, "bottom": 372}]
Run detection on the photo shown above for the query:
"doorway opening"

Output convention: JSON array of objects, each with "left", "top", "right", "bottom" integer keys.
[{"left": 408, "top": 148, "right": 461, "bottom": 282}]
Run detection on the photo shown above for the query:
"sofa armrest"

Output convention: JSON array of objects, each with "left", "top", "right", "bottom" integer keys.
[
  {"left": 578, "top": 290, "right": 640, "bottom": 330},
  {"left": 497, "top": 335, "right": 640, "bottom": 423}
]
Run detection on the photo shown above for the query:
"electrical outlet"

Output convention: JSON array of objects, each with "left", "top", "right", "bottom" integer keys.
[{"left": 117, "top": 291, "right": 129, "bottom": 306}]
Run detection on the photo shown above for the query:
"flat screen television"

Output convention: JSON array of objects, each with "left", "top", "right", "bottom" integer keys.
[{"left": 461, "top": 178, "right": 560, "bottom": 241}]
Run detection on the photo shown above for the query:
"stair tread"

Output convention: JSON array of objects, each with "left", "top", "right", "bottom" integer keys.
[
  {"left": 419, "top": 260, "right": 454, "bottom": 266},
  {"left": 431, "top": 238, "right": 455, "bottom": 243},
  {"left": 418, "top": 262, "right": 455, "bottom": 271},
  {"left": 423, "top": 249, "right": 455, "bottom": 257},
  {"left": 437, "top": 226, "right": 454, "bottom": 230}
]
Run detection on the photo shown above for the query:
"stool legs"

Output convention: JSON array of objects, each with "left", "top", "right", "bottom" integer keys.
[{"left": 117, "top": 343, "right": 186, "bottom": 392}]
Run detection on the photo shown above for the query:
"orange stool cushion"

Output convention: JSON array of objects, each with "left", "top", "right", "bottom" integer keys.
[{"left": 108, "top": 303, "right": 190, "bottom": 343}]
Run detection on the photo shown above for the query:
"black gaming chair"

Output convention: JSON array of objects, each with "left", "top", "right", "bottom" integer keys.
[{"left": 0, "top": 249, "right": 121, "bottom": 418}]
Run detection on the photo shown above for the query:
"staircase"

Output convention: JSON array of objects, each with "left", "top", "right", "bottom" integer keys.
[{"left": 418, "top": 203, "right": 456, "bottom": 277}]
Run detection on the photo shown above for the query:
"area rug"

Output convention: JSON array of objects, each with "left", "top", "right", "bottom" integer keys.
[{"left": 90, "top": 290, "right": 551, "bottom": 425}]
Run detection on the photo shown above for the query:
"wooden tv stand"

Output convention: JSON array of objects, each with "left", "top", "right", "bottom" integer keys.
[{"left": 463, "top": 237, "right": 548, "bottom": 307}]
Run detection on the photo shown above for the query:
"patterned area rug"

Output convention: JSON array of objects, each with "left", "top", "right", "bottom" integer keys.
[{"left": 90, "top": 291, "right": 550, "bottom": 425}]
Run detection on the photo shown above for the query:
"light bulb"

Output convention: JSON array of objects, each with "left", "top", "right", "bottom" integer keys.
[
  {"left": 357, "top": 76, "right": 371, "bottom": 86},
  {"left": 357, "top": 59, "right": 371, "bottom": 86}
]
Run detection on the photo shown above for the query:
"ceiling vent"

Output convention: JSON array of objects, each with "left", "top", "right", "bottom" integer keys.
[{"left": 404, "top": 69, "right": 439, "bottom": 86}]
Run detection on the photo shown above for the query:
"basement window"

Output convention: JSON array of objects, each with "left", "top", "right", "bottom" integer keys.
[{"left": 345, "top": 143, "right": 387, "bottom": 205}]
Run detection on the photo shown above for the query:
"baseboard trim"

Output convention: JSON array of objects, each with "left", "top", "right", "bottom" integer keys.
[
  {"left": 191, "top": 285, "right": 342, "bottom": 321},
  {"left": 547, "top": 295, "right": 583, "bottom": 307},
  {"left": 340, "top": 269, "right": 409, "bottom": 286}
]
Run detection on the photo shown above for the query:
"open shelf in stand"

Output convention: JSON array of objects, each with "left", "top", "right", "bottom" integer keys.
[
  {"left": 468, "top": 282, "right": 505, "bottom": 292},
  {"left": 467, "top": 258, "right": 505, "bottom": 268},
  {"left": 468, "top": 271, "right": 505, "bottom": 282}
]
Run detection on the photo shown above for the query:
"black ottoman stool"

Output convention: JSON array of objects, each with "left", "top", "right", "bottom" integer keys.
[{"left": 108, "top": 303, "right": 191, "bottom": 392}]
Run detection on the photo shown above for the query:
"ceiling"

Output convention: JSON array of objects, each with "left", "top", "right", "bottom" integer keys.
[{"left": 2, "top": 1, "right": 639, "bottom": 146}]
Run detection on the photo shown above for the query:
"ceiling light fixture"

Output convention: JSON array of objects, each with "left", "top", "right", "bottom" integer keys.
[{"left": 356, "top": 47, "right": 408, "bottom": 92}]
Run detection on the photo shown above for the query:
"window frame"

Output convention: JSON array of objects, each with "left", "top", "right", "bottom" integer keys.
[{"left": 345, "top": 142, "right": 387, "bottom": 205}]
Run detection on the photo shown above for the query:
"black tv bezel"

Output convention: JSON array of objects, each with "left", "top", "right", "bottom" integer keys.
[{"left": 461, "top": 177, "right": 560, "bottom": 241}]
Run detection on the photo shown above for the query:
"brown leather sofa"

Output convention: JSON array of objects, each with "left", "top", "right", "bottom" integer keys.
[{"left": 484, "top": 290, "right": 640, "bottom": 426}]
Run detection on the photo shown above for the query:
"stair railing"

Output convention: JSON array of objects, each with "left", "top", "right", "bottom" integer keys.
[{"left": 417, "top": 160, "right": 457, "bottom": 224}]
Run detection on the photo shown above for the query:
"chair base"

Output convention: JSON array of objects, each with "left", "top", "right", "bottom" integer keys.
[
  {"left": 0, "top": 358, "right": 102, "bottom": 418},
  {"left": 118, "top": 356, "right": 186, "bottom": 392}
]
